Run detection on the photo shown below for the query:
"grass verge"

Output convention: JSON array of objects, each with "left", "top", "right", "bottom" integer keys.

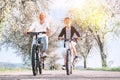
[
  {"left": 86, "top": 67, "right": 120, "bottom": 72},
  {"left": 0, "top": 68, "right": 31, "bottom": 72}
]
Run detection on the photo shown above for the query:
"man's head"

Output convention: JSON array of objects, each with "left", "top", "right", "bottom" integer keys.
[
  {"left": 39, "top": 12, "right": 45, "bottom": 20},
  {"left": 64, "top": 17, "right": 71, "bottom": 27}
]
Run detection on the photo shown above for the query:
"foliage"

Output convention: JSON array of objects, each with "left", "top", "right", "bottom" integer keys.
[
  {"left": 0, "top": 0, "right": 52, "bottom": 55},
  {"left": 0, "top": 0, "right": 62, "bottom": 68},
  {"left": 46, "top": 52, "right": 61, "bottom": 70},
  {"left": 68, "top": 0, "right": 120, "bottom": 67},
  {"left": 76, "top": 28, "right": 95, "bottom": 68},
  {"left": 0, "top": 1, "right": 37, "bottom": 57},
  {"left": 77, "top": 28, "right": 94, "bottom": 57},
  {"left": 68, "top": 0, "right": 120, "bottom": 41}
]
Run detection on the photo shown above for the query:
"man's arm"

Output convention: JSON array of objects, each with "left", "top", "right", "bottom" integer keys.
[
  {"left": 46, "top": 27, "right": 50, "bottom": 36},
  {"left": 23, "top": 22, "right": 36, "bottom": 35}
]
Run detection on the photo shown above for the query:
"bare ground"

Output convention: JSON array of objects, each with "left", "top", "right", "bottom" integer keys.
[{"left": 0, "top": 70, "right": 120, "bottom": 80}]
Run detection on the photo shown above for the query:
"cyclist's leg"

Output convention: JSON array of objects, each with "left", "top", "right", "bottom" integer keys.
[
  {"left": 61, "top": 47, "right": 66, "bottom": 70},
  {"left": 40, "top": 36, "right": 48, "bottom": 57},
  {"left": 71, "top": 41, "right": 79, "bottom": 64},
  {"left": 64, "top": 53, "right": 66, "bottom": 65},
  {"left": 70, "top": 41, "right": 77, "bottom": 56},
  {"left": 62, "top": 54, "right": 66, "bottom": 70},
  {"left": 41, "top": 36, "right": 48, "bottom": 52}
]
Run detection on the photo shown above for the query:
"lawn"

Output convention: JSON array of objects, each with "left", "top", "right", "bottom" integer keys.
[
  {"left": 0, "top": 68, "right": 30, "bottom": 72},
  {"left": 86, "top": 67, "right": 120, "bottom": 71}
]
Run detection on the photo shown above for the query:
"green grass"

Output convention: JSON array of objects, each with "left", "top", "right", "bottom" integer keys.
[
  {"left": 0, "top": 68, "right": 31, "bottom": 72},
  {"left": 86, "top": 67, "right": 120, "bottom": 71}
]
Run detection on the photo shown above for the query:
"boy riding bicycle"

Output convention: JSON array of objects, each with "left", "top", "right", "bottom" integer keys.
[
  {"left": 58, "top": 17, "right": 80, "bottom": 69},
  {"left": 24, "top": 12, "right": 50, "bottom": 57}
]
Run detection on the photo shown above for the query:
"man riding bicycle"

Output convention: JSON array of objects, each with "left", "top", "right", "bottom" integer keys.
[
  {"left": 58, "top": 17, "right": 80, "bottom": 70},
  {"left": 24, "top": 12, "right": 50, "bottom": 57}
]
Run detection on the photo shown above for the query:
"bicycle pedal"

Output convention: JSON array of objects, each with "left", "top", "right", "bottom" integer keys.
[
  {"left": 41, "top": 56, "right": 47, "bottom": 58},
  {"left": 73, "top": 60, "right": 79, "bottom": 65}
]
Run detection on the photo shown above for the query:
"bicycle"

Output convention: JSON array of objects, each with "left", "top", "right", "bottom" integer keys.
[
  {"left": 62, "top": 38, "right": 78, "bottom": 75},
  {"left": 27, "top": 32, "right": 46, "bottom": 76}
]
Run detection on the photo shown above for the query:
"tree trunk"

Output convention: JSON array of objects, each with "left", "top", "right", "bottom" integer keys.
[
  {"left": 83, "top": 57, "right": 87, "bottom": 68},
  {"left": 97, "top": 35, "right": 107, "bottom": 67},
  {"left": 100, "top": 50, "right": 107, "bottom": 67},
  {"left": 88, "top": 27, "right": 107, "bottom": 67}
]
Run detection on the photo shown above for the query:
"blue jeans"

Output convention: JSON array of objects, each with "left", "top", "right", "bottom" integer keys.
[{"left": 31, "top": 36, "right": 48, "bottom": 52}]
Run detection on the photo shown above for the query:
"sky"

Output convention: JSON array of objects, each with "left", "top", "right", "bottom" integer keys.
[
  {"left": 0, "top": 0, "right": 120, "bottom": 67},
  {"left": 0, "top": 47, "right": 23, "bottom": 63}
]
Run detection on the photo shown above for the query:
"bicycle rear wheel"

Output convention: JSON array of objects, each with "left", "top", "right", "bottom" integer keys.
[
  {"left": 66, "top": 50, "right": 72, "bottom": 75},
  {"left": 32, "top": 44, "right": 38, "bottom": 76}
]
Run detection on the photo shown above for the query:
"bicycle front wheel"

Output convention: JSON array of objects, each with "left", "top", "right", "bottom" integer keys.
[
  {"left": 32, "top": 44, "right": 38, "bottom": 76},
  {"left": 66, "top": 50, "right": 72, "bottom": 75}
]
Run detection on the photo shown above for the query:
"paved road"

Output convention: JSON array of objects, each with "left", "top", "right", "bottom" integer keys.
[{"left": 0, "top": 70, "right": 120, "bottom": 80}]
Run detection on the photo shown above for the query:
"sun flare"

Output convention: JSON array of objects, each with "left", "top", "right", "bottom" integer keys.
[{"left": 69, "top": 0, "right": 107, "bottom": 29}]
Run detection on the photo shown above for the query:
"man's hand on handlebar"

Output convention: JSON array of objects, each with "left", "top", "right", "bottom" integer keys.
[{"left": 23, "top": 29, "right": 29, "bottom": 36}]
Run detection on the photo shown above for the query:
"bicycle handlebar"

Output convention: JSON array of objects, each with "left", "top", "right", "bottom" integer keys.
[
  {"left": 27, "top": 32, "right": 46, "bottom": 35},
  {"left": 59, "top": 38, "right": 78, "bottom": 48},
  {"left": 60, "top": 38, "right": 78, "bottom": 42}
]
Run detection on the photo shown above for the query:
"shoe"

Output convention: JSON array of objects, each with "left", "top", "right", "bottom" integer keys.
[
  {"left": 62, "top": 65, "right": 66, "bottom": 70},
  {"left": 42, "top": 52, "right": 48, "bottom": 58},
  {"left": 73, "top": 56, "right": 79, "bottom": 65},
  {"left": 75, "top": 56, "right": 79, "bottom": 61}
]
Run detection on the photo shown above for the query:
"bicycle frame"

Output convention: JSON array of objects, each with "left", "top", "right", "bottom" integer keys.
[{"left": 64, "top": 41, "right": 74, "bottom": 62}]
